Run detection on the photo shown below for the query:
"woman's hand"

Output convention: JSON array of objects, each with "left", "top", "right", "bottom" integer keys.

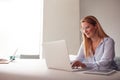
[{"left": 71, "top": 60, "right": 86, "bottom": 69}]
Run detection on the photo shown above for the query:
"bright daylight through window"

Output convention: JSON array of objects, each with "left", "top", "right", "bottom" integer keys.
[{"left": 0, "top": 0, "right": 43, "bottom": 58}]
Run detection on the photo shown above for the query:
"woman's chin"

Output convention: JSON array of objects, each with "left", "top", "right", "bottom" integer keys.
[{"left": 86, "top": 35, "right": 91, "bottom": 38}]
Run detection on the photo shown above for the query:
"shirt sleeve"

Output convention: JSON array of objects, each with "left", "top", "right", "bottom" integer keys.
[
  {"left": 84, "top": 38, "right": 115, "bottom": 70},
  {"left": 76, "top": 42, "right": 85, "bottom": 62},
  {"left": 98, "top": 38, "right": 115, "bottom": 69}
]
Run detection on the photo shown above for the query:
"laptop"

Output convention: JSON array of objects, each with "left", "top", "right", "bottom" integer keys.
[
  {"left": 43, "top": 40, "right": 84, "bottom": 72},
  {"left": 0, "top": 48, "right": 18, "bottom": 64}
]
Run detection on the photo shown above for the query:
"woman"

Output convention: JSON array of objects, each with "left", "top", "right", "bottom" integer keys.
[{"left": 72, "top": 15, "right": 117, "bottom": 70}]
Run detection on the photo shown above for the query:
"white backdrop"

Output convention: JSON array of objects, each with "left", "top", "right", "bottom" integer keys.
[{"left": 43, "top": 0, "right": 80, "bottom": 57}]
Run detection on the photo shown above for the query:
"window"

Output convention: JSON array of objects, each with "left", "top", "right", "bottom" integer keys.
[{"left": 0, "top": 0, "right": 43, "bottom": 57}]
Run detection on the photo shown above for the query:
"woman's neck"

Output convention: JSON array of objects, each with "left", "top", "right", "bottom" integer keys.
[
  {"left": 91, "top": 35, "right": 100, "bottom": 42},
  {"left": 91, "top": 35, "right": 101, "bottom": 54}
]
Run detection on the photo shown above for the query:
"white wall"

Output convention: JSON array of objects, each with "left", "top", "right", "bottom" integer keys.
[
  {"left": 43, "top": 0, "right": 80, "bottom": 55},
  {"left": 80, "top": 0, "right": 120, "bottom": 57}
]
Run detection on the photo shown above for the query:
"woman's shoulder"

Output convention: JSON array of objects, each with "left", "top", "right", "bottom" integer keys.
[{"left": 103, "top": 37, "right": 115, "bottom": 44}]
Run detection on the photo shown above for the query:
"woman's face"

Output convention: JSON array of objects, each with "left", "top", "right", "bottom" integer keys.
[{"left": 81, "top": 22, "right": 97, "bottom": 38}]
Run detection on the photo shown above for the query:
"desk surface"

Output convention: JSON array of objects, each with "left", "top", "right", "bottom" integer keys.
[{"left": 0, "top": 59, "right": 120, "bottom": 80}]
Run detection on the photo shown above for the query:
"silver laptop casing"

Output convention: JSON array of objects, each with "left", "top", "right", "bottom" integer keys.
[{"left": 43, "top": 40, "right": 83, "bottom": 72}]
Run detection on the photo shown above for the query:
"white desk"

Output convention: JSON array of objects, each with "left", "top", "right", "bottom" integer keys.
[{"left": 0, "top": 59, "right": 120, "bottom": 80}]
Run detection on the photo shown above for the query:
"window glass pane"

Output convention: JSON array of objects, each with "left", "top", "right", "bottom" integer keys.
[{"left": 0, "top": 0, "right": 43, "bottom": 57}]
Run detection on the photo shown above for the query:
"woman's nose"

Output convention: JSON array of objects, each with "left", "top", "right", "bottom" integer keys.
[
  {"left": 83, "top": 29, "right": 88, "bottom": 33},
  {"left": 85, "top": 29, "right": 88, "bottom": 33}
]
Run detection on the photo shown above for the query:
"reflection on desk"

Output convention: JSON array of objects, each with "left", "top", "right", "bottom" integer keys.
[{"left": 0, "top": 59, "right": 120, "bottom": 80}]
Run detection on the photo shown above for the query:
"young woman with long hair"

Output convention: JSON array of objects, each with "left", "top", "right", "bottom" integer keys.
[{"left": 72, "top": 15, "right": 117, "bottom": 70}]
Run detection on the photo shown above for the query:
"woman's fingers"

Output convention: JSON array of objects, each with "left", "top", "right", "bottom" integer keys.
[
  {"left": 71, "top": 60, "right": 86, "bottom": 69},
  {"left": 71, "top": 61, "right": 81, "bottom": 68}
]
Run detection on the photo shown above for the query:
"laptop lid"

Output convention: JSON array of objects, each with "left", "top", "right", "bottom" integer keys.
[
  {"left": 43, "top": 40, "right": 73, "bottom": 71},
  {"left": 0, "top": 48, "right": 18, "bottom": 64}
]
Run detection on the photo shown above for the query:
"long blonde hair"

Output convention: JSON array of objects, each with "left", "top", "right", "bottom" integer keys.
[{"left": 81, "top": 15, "right": 108, "bottom": 57}]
